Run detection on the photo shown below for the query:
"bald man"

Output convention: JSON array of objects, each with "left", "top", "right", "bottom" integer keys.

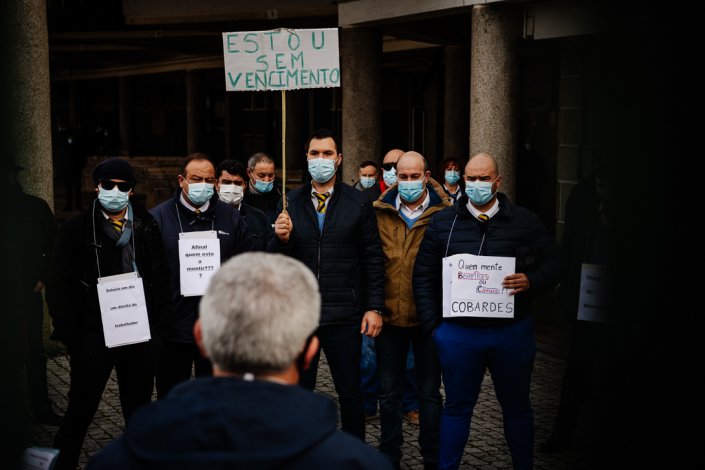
[
  {"left": 363, "top": 148, "right": 404, "bottom": 203},
  {"left": 413, "top": 153, "right": 561, "bottom": 470},
  {"left": 373, "top": 151, "right": 451, "bottom": 468}
]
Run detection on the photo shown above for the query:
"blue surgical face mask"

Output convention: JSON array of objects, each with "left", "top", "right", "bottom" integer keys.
[
  {"left": 98, "top": 186, "right": 130, "bottom": 212},
  {"left": 360, "top": 176, "right": 376, "bottom": 189},
  {"left": 308, "top": 158, "right": 337, "bottom": 183},
  {"left": 398, "top": 179, "right": 425, "bottom": 203},
  {"left": 187, "top": 182, "right": 214, "bottom": 206},
  {"left": 382, "top": 168, "right": 397, "bottom": 186},
  {"left": 465, "top": 177, "right": 498, "bottom": 205},
  {"left": 445, "top": 170, "right": 460, "bottom": 185},
  {"left": 253, "top": 179, "right": 274, "bottom": 194}
]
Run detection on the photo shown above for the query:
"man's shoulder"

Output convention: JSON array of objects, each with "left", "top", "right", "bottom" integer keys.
[{"left": 337, "top": 183, "right": 369, "bottom": 206}]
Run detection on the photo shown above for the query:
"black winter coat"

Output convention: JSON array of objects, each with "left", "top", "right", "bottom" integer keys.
[
  {"left": 150, "top": 191, "right": 252, "bottom": 343},
  {"left": 240, "top": 202, "right": 272, "bottom": 252},
  {"left": 413, "top": 193, "right": 562, "bottom": 333},
  {"left": 268, "top": 182, "right": 385, "bottom": 325},
  {"left": 46, "top": 199, "right": 171, "bottom": 349}
]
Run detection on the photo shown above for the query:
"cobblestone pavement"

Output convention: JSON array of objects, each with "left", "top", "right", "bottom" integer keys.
[{"left": 27, "top": 341, "right": 587, "bottom": 469}]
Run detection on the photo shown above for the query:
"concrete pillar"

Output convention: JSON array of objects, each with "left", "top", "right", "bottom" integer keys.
[
  {"left": 6, "top": 0, "right": 53, "bottom": 208},
  {"left": 470, "top": 4, "right": 520, "bottom": 200},
  {"left": 341, "top": 27, "right": 382, "bottom": 186},
  {"left": 186, "top": 69, "right": 202, "bottom": 154},
  {"left": 444, "top": 45, "right": 470, "bottom": 163},
  {"left": 118, "top": 76, "right": 132, "bottom": 156}
]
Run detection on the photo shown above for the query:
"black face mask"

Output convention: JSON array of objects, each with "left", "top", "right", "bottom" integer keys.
[{"left": 295, "top": 334, "right": 317, "bottom": 377}]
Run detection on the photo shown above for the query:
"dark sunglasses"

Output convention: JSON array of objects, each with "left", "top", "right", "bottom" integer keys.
[
  {"left": 381, "top": 162, "right": 396, "bottom": 171},
  {"left": 100, "top": 180, "right": 132, "bottom": 192}
]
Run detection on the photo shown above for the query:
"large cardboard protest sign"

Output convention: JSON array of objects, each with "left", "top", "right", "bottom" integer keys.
[
  {"left": 442, "top": 253, "right": 516, "bottom": 319},
  {"left": 222, "top": 28, "right": 340, "bottom": 91}
]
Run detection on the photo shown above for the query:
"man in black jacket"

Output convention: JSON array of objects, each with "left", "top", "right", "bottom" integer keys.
[
  {"left": 150, "top": 153, "right": 252, "bottom": 398},
  {"left": 46, "top": 158, "right": 171, "bottom": 470},
  {"left": 215, "top": 159, "right": 272, "bottom": 251},
  {"left": 270, "top": 129, "right": 385, "bottom": 441},
  {"left": 413, "top": 153, "right": 561, "bottom": 470}
]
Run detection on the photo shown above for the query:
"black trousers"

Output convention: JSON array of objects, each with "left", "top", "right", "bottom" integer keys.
[
  {"left": 53, "top": 338, "right": 156, "bottom": 470},
  {"left": 155, "top": 341, "right": 212, "bottom": 399},
  {"left": 22, "top": 292, "right": 52, "bottom": 416},
  {"left": 300, "top": 323, "right": 365, "bottom": 441}
]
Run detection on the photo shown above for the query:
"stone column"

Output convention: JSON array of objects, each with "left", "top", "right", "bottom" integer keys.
[
  {"left": 186, "top": 69, "right": 202, "bottom": 154},
  {"left": 6, "top": 0, "right": 53, "bottom": 208},
  {"left": 470, "top": 4, "right": 520, "bottom": 200},
  {"left": 444, "top": 45, "right": 470, "bottom": 163},
  {"left": 341, "top": 27, "right": 382, "bottom": 186},
  {"left": 118, "top": 76, "right": 132, "bottom": 155}
]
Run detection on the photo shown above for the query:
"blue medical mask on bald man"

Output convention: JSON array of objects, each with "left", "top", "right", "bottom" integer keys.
[
  {"left": 465, "top": 177, "right": 498, "bottom": 205},
  {"left": 398, "top": 180, "right": 425, "bottom": 203}
]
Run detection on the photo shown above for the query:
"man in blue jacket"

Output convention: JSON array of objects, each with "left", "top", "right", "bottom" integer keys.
[
  {"left": 88, "top": 253, "right": 392, "bottom": 470},
  {"left": 270, "top": 129, "right": 385, "bottom": 441},
  {"left": 413, "top": 153, "right": 561, "bottom": 470},
  {"left": 150, "top": 153, "right": 252, "bottom": 398}
]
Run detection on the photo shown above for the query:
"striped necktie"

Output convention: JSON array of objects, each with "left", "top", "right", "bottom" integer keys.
[
  {"left": 477, "top": 213, "right": 489, "bottom": 222},
  {"left": 194, "top": 208, "right": 201, "bottom": 216},
  {"left": 314, "top": 192, "right": 330, "bottom": 214},
  {"left": 110, "top": 218, "right": 124, "bottom": 233}
]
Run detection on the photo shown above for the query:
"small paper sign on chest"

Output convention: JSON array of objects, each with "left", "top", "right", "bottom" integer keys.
[
  {"left": 178, "top": 231, "right": 221, "bottom": 297},
  {"left": 443, "top": 254, "right": 516, "bottom": 318}
]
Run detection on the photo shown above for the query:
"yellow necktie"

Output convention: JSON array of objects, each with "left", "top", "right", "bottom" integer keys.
[
  {"left": 314, "top": 192, "right": 330, "bottom": 214},
  {"left": 110, "top": 219, "right": 124, "bottom": 233},
  {"left": 478, "top": 213, "right": 489, "bottom": 222}
]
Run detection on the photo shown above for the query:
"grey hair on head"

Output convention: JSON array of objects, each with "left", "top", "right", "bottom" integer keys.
[{"left": 199, "top": 252, "right": 320, "bottom": 374}]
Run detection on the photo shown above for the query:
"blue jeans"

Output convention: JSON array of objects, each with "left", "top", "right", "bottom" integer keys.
[
  {"left": 434, "top": 317, "right": 536, "bottom": 470},
  {"left": 376, "top": 324, "right": 442, "bottom": 466},
  {"left": 301, "top": 323, "right": 365, "bottom": 440},
  {"left": 361, "top": 334, "right": 419, "bottom": 415}
]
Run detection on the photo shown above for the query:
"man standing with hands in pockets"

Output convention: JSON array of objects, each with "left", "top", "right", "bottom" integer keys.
[{"left": 270, "top": 128, "right": 385, "bottom": 441}]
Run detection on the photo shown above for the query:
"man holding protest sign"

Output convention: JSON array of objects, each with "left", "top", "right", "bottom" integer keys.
[
  {"left": 413, "top": 153, "right": 561, "bottom": 470},
  {"left": 150, "top": 153, "right": 252, "bottom": 398},
  {"left": 270, "top": 129, "right": 385, "bottom": 441},
  {"left": 46, "top": 158, "right": 171, "bottom": 470}
]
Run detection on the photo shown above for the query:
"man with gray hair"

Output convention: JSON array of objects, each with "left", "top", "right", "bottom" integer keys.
[
  {"left": 88, "top": 252, "right": 392, "bottom": 469},
  {"left": 243, "top": 152, "right": 282, "bottom": 223}
]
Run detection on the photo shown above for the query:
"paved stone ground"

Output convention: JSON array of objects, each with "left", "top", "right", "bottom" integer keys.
[{"left": 28, "top": 342, "right": 588, "bottom": 469}]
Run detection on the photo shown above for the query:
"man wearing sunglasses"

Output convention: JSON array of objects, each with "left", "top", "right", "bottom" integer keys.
[
  {"left": 46, "top": 158, "right": 172, "bottom": 470},
  {"left": 362, "top": 148, "right": 403, "bottom": 203},
  {"left": 150, "top": 153, "right": 252, "bottom": 399},
  {"left": 215, "top": 159, "right": 271, "bottom": 251}
]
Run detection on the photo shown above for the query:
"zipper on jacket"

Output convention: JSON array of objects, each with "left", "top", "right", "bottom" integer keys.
[{"left": 317, "top": 232, "right": 321, "bottom": 280}]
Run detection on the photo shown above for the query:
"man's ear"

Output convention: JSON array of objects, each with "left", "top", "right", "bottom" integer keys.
[
  {"left": 193, "top": 319, "right": 208, "bottom": 359},
  {"left": 302, "top": 336, "right": 320, "bottom": 371}
]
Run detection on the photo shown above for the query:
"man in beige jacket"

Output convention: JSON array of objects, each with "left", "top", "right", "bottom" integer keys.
[{"left": 373, "top": 151, "right": 451, "bottom": 469}]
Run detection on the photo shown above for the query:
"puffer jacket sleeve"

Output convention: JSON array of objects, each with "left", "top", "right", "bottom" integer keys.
[
  {"left": 413, "top": 213, "right": 445, "bottom": 334},
  {"left": 359, "top": 200, "right": 385, "bottom": 311}
]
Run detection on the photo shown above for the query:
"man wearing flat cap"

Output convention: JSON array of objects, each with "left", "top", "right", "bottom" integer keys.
[{"left": 46, "top": 157, "right": 172, "bottom": 470}]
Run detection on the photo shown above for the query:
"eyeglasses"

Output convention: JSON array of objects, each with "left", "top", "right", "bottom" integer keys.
[
  {"left": 381, "top": 162, "right": 397, "bottom": 171},
  {"left": 100, "top": 180, "right": 132, "bottom": 192}
]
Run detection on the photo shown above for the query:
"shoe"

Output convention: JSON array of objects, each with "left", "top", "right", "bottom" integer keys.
[
  {"left": 403, "top": 409, "right": 420, "bottom": 426},
  {"left": 34, "top": 409, "right": 63, "bottom": 426},
  {"left": 539, "top": 432, "right": 572, "bottom": 453}
]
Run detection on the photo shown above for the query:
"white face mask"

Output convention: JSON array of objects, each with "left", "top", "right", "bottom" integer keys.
[{"left": 218, "top": 184, "right": 244, "bottom": 206}]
